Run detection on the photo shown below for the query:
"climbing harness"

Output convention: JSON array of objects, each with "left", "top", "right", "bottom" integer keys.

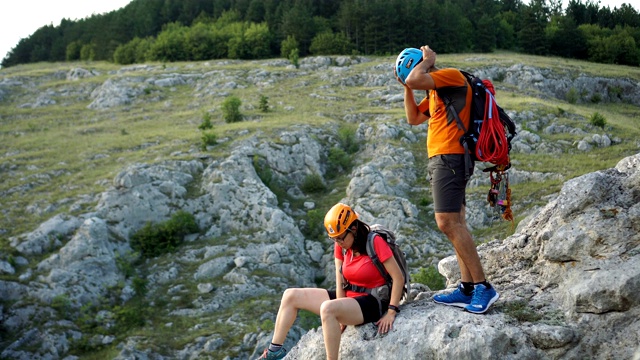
[{"left": 485, "top": 164, "right": 514, "bottom": 223}]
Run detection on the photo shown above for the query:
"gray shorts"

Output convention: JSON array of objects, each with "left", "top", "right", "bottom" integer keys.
[{"left": 427, "top": 154, "right": 472, "bottom": 213}]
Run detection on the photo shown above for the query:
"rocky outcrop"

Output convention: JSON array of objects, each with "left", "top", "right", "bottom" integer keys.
[
  {"left": 476, "top": 64, "right": 640, "bottom": 105},
  {"left": 287, "top": 153, "right": 640, "bottom": 360},
  {"left": 1, "top": 56, "right": 639, "bottom": 360}
]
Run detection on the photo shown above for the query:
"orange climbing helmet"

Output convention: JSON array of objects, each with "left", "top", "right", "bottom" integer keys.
[{"left": 324, "top": 203, "right": 358, "bottom": 238}]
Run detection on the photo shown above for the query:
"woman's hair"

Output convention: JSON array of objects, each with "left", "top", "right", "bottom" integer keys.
[{"left": 349, "top": 219, "right": 371, "bottom": 255}]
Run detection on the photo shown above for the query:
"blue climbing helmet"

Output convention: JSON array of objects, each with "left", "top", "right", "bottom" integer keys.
[{"left": 395, "top": 48, "right": 423, "bottom": 84}]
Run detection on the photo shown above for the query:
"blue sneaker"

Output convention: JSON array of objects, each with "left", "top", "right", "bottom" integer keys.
[
  {"left": 465, "top": 283, "right": 499, "bottom": 314},
  {"left": 258, "top": 347, "right": 287, "bottom": 360},
  {"left": 433, "top": 284, "right": 473, "bottom": 308}
]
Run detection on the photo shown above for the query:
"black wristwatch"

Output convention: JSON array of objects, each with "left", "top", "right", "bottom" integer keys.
[{"left": 388, "top": 304, "right": 400, "bottom": 313}]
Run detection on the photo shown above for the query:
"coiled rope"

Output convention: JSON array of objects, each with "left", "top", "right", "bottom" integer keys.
[{"left": 475, "top": 80, "right": 510, "bottom": 166}]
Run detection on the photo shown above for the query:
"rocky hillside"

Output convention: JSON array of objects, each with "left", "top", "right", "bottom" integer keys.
[
  {"left": 0, "top": 54, "right": 639, "bottom": 359},
  {"left": 289, "top": 153, "right": 640, "bottom": 359}
]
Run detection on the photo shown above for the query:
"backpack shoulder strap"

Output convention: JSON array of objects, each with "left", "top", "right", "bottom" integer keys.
[
  {"left": 366, "top": 231, "right": 392, "bottom": 283},
  {"left": 434, "top": 69, "right": 471, "bottom": 132}
]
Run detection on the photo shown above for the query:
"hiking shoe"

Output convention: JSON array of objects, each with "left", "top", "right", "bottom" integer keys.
[
  {"left": 433, "top": 284, "right": 473, "bottom": 308},
  {"left": 465, "top": 283, "right": 499, "bottom": 314},
  {"left": 257, "top": 347, "right": 287, "bottom": 360}
]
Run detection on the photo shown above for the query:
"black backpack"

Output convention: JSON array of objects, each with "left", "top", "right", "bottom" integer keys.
[
  {"left": 436, "top": 70, "right": 517, "bottom": 176},
  {"left": 341, "top": 224, "right": 410, "bottom": 303}
]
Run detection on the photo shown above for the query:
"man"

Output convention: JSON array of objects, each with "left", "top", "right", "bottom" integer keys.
[{"left": 394, "top": 46, "right": 499, "bottom": 314}]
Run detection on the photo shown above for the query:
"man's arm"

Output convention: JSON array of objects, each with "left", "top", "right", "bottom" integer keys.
[
  {"left": 405, "top": 45, "right": 437, "bottom": 90},
  {"left": 403, "top": 85, "right": 429, "bottom": 126},
  {"left": 402, "top": 45, "right": 438, "bottom": 125}
]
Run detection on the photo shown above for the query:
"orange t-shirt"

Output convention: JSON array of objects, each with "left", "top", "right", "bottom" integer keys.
[
  {"left": 417, "top": 68, "right": 472, "bottom": 158},
  {"left": 334, "top": 234, "right": 392, "bottom": 297}
]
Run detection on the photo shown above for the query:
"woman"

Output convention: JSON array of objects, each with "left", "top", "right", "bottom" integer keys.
[{"left": 258, "top": 203, "right": 405, "bottom": 360}]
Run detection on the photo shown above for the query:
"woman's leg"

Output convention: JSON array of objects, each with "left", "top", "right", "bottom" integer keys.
[
  {"left": 320, "top": 297, "right": 364, "bottom": 360},
  {"left": 271, "top": 288, "right": 330, "bottom": 345}
]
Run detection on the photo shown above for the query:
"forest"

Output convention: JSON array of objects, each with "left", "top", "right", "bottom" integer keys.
[{"left": 1, "top": 0, "right": 639, "bottom": 68}]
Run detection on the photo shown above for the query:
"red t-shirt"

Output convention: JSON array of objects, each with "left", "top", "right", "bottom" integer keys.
[{"left": 334, "top": 234, "right": 393, "bottom": 297}]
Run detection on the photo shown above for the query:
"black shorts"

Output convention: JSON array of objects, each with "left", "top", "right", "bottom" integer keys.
[
  {"left": 327, "top": 290, "right": 387, "bottom": 325},
  {"left": 428, "top": 154, "right": 471, "bottom": 213}
]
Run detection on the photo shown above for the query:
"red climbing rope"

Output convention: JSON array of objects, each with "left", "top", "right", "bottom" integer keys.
[{"left": 475, "top": 80, "right": 510, "bottom": 166}]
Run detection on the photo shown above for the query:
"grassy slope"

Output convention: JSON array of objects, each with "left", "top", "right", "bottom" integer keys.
[
  {"left": 1, "top": 53, "right": 640, "bottom": 357},
  {"left": 0, "top": 53, "right": 639, "bottom": 247}
]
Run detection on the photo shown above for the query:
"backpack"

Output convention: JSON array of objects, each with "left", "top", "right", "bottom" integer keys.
[
  {"left": 341, "top": 224, "right": 411, "bottom": 303},
  {"left": 436, "top": 70, "right": 517, "bottom": 174}
]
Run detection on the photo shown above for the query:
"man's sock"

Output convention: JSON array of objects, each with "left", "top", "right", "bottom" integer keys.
[
  {"left": 474, "top": 281, "right": 492, "bottom": 289},
  {"left": 460, "top": 281, "right": 475, "bottom": 296},
  {"left": 268, "top": 343, "right": 283, "bottom": 352}
]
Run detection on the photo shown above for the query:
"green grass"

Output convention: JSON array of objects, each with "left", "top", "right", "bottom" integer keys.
[
  {"left": 1, "top": 53, "right": 639, "bottom": 358},
  {"left": 0, "top": 53, "right": 638, "bottom": 249}
]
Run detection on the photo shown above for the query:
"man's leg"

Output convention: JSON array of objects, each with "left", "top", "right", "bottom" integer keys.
[{"left": 435, "top": 207, "right": 485, "bottom": 283}]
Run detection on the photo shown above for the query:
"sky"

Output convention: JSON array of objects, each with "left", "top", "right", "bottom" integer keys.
[
  {"left": 0, "top": 0, "right": 637, "bottom": 65},
  {"left": 0, "top": 0, "right": 132, "bottom": 63}
]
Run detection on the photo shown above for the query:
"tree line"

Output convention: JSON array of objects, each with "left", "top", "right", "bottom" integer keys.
[{"left": 2, "top": 0, "right": 639, "bottom": 68}]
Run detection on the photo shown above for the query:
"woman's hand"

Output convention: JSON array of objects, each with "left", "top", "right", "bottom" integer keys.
[{"left": 374, "top": 310, "right": 396, "bottom": 334}]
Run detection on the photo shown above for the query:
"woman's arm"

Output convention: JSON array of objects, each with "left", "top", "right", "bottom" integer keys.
[
  {"left": 383, "top": 256, "right": 404, "bottom": 312},
  {"left": 374, "top": 256, "right": 404, "bottom": 333},
  {"left": 335, "top": 258, "right": 346, "bottom": 298},
  {"left": 334, "top": 257, "right": 347, "bottom": 333}
]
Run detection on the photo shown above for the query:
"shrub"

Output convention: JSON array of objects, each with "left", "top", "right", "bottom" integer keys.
[
  {"left": 198, "top": 112, "right": 213, "bottom": 130},
  {"left": 113, "top": 302, "right": 147, "bottom": 330},
  {"left": 297, "top": 310, "right": 320, "bottom": 330},
  {"left": 201, "top": 131, "right": 217, "bottom": 150},
  {"left": 288, "top": 49, "right": 299, "bottom": 68},
  {"left": 589, "top": 93, "right": 602, "bottom": 103},
  {"left": 300, "top": 173, "right": 326, "bottom": 194},
  {"left": 565, "top": 87, "right": 578, "bottom": 104},
  {"left": 493, "top": 71, "right": 506, "bottom": 82},
  {"left": 253, "top": 155, "right": 272, "bottom": 186},
  {"left": 259, "top": 95, "right": 270, "bottom": 112},
  {"left": 260, "top": 319, "right": 275, "bottom": 331},
  {"left": 129, "top": 211, "right": 199, "bottom": 258},
  {"left": 608, "top": 85, "right": 623, "bottom": 99},
  {"left": 310, "top": 31, "right": 351, "bottom": 55},
  {"left": 590, "top": 112, "right": 607, "bottom": 128},
  {"left": 303, "top": 209, "right": 325, "bottom": 240},
  {"left": 80, "top": 44, "right": 96, "bottom": 61},
  {"left": 66, "top": 41, "right": 82, "bottom": 61},
  {"left": 115, "top": 251, "right": 138, "bottom": 278},
  {"left": 51, "top": 294, "right": 73, "bottom": 319},
  {"left": 281, "top": 35, "right": 299, "bottom": 59},
  {"left": 326, "top": 147, "right": 351, "bottom": 179},
  {"left": 412, "top": 266, "right": 446, "bottom": 290},
  {"left": 418, "top": 196, "right": 431, "bottom": 206},
  {"left": 131, "top": 276, "right": 148, "bottom": 297},
  {"left": 337, "top": 125, "right": 359, "bottom": 154},
  {"left": 222, "top": 96, "right": 243, "bottom": 123},
  {"left": 503, "top": 300, "right": 542, "bottom": 322}
]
